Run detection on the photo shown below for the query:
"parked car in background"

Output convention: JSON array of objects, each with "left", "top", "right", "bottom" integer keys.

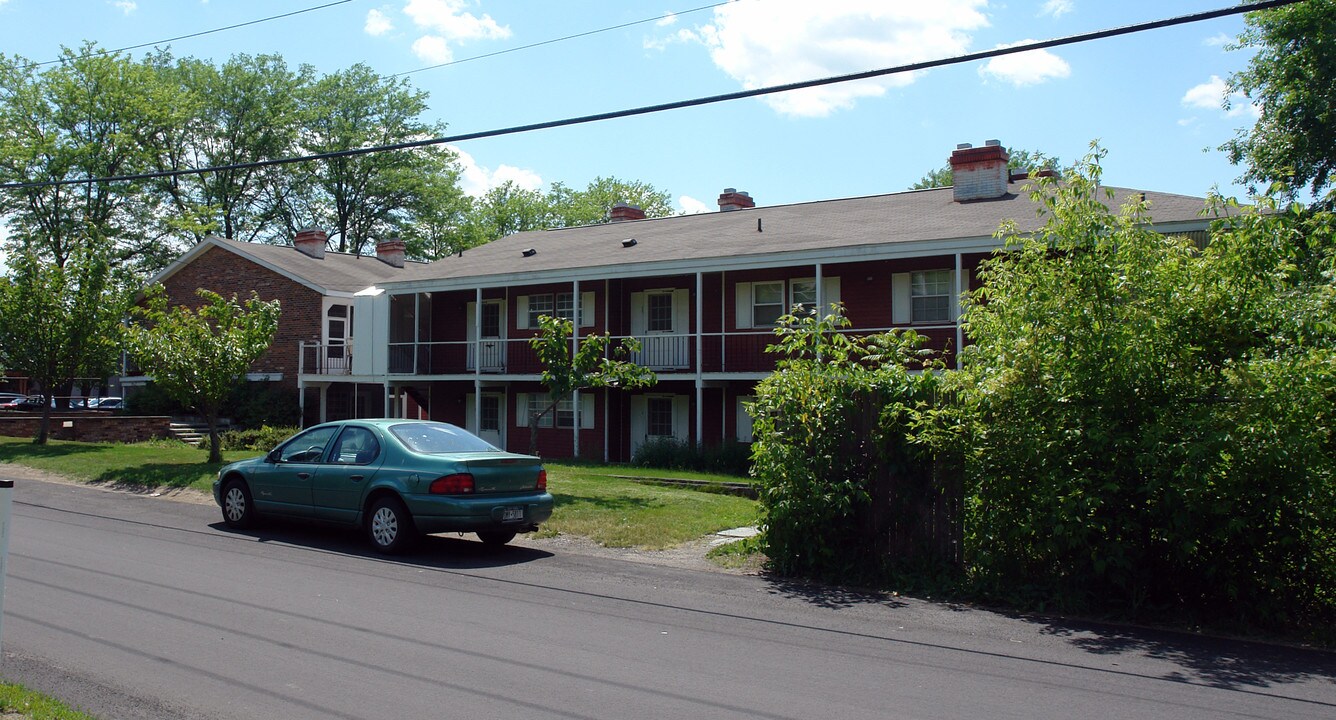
[
  {"left": 89, "top": 397, "right": 123, "bottom": 410},
  {"left": 213, "top": 420, "right": 554, "bottom": 554},
  {"left": 0, "top": 393, "right": 24, "bottom": 408},
  {"left": 10, "top": 395, "right": 47, "bottom": 411}
]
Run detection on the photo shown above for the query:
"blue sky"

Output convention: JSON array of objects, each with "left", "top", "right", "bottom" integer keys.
[{"left": 0, "top": 0, "right": 1262, "bottom": 216}]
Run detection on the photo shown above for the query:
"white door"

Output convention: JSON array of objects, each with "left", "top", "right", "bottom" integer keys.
[
  {"left": 467, "top": 300, "right": 506, "bottom": 371},
  {"left": 466, "top": 392, "right": 506, "bottom": 448}
]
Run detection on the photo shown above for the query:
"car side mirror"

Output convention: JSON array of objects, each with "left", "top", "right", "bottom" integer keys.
[{"left": 265, "top": 449, "right": 280, "bottom": 463}]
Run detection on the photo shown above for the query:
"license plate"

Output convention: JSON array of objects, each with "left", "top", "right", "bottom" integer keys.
[{"left": 501, "top": 506, "right": 524, "bottom": 522}]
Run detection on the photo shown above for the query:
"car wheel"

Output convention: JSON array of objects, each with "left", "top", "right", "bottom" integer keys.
[
  {"left": 477, "top": 530, "right": 516, "bottom": 547},
  {"left": 366, "top": 496, "right": 416, "bottom": 554},
  {"left": 221, "top": 479, "right": 255, "bottom": 529}
]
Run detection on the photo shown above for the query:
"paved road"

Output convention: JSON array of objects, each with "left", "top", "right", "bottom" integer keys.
[{"left": 2, "top": 474, "right": 1333, "bottom": 720}]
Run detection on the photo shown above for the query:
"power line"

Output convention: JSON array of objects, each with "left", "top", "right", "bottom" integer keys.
[
  {"left": 0, "top": 0, "right": 1303, "bottom": 192},
  {"left": 33, "top": 0, "right": 355, "bottom": 67},
  {"left": 390, "top": 1, "right": 734, "bottom": 78}
]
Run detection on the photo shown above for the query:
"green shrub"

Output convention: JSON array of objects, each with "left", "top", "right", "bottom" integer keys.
[
  {"left": 631, "top": 437, "right": 751, "bottom": 476},
  {"left": 218, "top": 425, "right": 300, "bottom": 452},
  {"left": 125, "top": 380, "right": 300, "bottom": 429},
  {"left": 750, "top": 307, "right": 944, "bottom": 583}
]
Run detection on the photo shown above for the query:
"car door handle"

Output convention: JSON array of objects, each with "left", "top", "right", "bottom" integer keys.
[
  {"left": 349, "top": 475, "right": 365, "bottom": 482},
  {"left": 297, "top": 472, "right": 311, "bottom": 480}
]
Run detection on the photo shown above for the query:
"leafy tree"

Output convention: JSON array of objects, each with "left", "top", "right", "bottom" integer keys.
[
  {"left": 460, "top": 181, "right": 551, "bottom": 245},
  {"left": 145, "top": 53, "right": 311, "bottom": 244},
  {"left": 750, "top": 306, "right": 943, "bottom": 582},
  {"left": 544, "top": 176, "right": 675, "bottom": 228},
  {"left": 0, "top": 246, "right": 126, "bottom": 443},
  {"left": 0, "top": 44, "right": 181, "bottom": 275},
  {"left": 527, "top": 314, "right": 656, "bottom": 456},
  {"left": 399, "top": 164, "right": 475, "bottom": 260},
  {"left": 282, "top": 64, "right": 458, "bottom": 256},
  {"left": 909, "top": 148, "right": 1061, "bottom": 190},
  {"left": 1223, "top": 0, "right": 1336, "bottom": 199},
  {"left": 944, "top": 146, "right": 1336, "bottom": 630},
  {"left": 122, "top": 287, "right": 281, "bottom": 463}
]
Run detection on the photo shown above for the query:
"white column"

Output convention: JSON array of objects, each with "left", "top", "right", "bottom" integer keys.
[
  {"left": 695, "top": 272, "right": 703, "bottom": 447},
  {"left": 572, "top": 279, "right": 581, "bottom": 459},
  {"left": 955, "top": 252, "right": 964, "bottom": 370}
]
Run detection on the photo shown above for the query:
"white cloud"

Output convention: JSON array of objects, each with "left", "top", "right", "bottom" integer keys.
[
  {"left": 1181, "top": 75, "right": 1260, "bottom": 119},
  {"left": 673, "top": 0, "right": 989, "bottom": 117},
  {"left": 978, "top": 41, "right": 1071, "bottom": 86},
  {"left": 412, "top": 35, "right": 451, "bottom": 63},
  {"left": 1040, "top": 0, "right": 1073, "bottom": 18},
  {"left": 677, "top": 196, "right": 710, "bottom": 214},
  {"left": 112, "top": 0, "right": 137, "bottom": 14},
  {"left": 404, "top": 0, "right": 511, "bottom": 41},
  {"left": 1203, "top": 32, "right": 1232, "bottom": 47},
  {"left": 448, "top": 146, "right": 542, "bottom": 197},
  {"left": 401, "top": 0, "right": 511, "bottom": 65},
  {"left": 657, "top": 13, "right": 678, "bottom": 28},
  {"left": 365, "top": 9, "right": 394, "bottom": 36}
]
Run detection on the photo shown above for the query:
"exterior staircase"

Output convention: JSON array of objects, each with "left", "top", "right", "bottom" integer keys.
[{"left": 168, "top": 419, "right": 214, "bottom": 447}]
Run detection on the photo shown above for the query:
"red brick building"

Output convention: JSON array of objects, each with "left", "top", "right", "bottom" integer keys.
[{"left": 151, "top": 141, "right": 1213, "bottom": 459}]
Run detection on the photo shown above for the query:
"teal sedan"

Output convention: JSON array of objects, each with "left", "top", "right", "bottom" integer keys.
[{"left": 213, "top": 419, "right": 554, "bottom": 553}]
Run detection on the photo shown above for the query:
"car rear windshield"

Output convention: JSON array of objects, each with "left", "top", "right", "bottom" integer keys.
[{"left": 390, "top": 423, "right": 499, "bottom": 454}]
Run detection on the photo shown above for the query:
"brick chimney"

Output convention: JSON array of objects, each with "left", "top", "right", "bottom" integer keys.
[
  {"left": 718, "top": 188, "right": 755, "bottom": 212},
  {"left": 293, "top": 227, "right": 327, "bottom": 259},
  {"left": 949, "top": 140, "right": 1011, "bottom": 202},
  {"left": 376, "top": 238, "right": 406, "bottom": 268},
  {"left": 609, "top": 202, "right": 646, "bottom": 222}
]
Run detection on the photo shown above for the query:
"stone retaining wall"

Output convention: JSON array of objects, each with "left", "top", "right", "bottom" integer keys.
[{"left": 0, "top": 414, "right": 173, "bottom": 443}]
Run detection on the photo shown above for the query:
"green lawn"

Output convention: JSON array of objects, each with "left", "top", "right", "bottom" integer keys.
[
  {"left": 0, "top": 681, "right": 97, "bottom": 720},
  {"left": 0, "top": 437, "right": 759, "bottom": 550}
]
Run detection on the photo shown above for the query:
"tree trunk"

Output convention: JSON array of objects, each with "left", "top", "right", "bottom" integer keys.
[
  {"left": 205, "top": 409, "right": 223, "bottom": 464},
  {"left": 35, "top": 395, "right": 52, "bottom": 445},
  {"left": 527, "top": 402, "right": 559, "bottom": 456}
]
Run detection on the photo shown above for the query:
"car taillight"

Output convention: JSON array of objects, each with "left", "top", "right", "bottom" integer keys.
[
  {"left": 429, "top": 473, "right": 475, "bottom": 494},
  {"left": 536, "top": 469, "right": 547, "bottom": 491}
]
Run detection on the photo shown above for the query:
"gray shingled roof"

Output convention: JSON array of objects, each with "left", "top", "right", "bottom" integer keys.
[
  {"left": 389, "top": 183, "right": 1211, "bottom": 287},
  {"left": 205, "top": 237, "right": 424, "bottom": 293}
]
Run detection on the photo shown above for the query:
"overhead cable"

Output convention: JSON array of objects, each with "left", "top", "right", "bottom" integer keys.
[
  {"left": 0, "top": 0, "right": 1304, "bottom": 191},
  {"left": 390, "top": 1, "right": 734, "bottom": 78},
  {"left": 33, "top": 0, "right": 355, "bottom": 66}
]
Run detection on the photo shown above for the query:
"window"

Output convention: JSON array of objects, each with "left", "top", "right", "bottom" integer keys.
[
  {"left": 790, "top": 280, "right": 817, "bottom": 317},
  {"left": 647, "top": 397, "right": 674, "bottom": 437},
  {"left": 912, "top": 270, "right": 952, "bottom": 322},
  {"left": 481, "top": 302, "right": 501, "bottom": 338},
  {"left": 277, "top": 426, "right": 339, "bottom": 463},
  {"left": 647, "top": 293, "right": 674, "bottom": 332},
  {"left": 331, "top": 426, "right": 380, "bottom": 465},
  {"left": 480, "top": 395, "right": 500, "bottom": 432},
  {"left": 326, "top": 305, "right": 348, "bottom": 358},
  {"left": 527, "top": 294, "right": 554, "bottom": 327},
  {"left": 527, "top": 292, "right": 577, "bottom": 327},
  {"left": 555, "top": 397, "right": 575, "bottom": 428},
  {"left": 751, "top": 281, "right": 785, "bottom": 327}
]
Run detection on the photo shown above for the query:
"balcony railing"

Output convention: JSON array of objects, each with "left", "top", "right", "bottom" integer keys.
[
  {"left": 299, "top": 325, "right": 958, "bottom": 378},
  {"left": 300, "top": 342, "right": 353, "bottom": 376}
]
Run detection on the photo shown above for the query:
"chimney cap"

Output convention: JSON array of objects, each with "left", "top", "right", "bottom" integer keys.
[
  {"left": 956, "top": 143, "right": 973, "bottom": 150},
  {"left": 984, "top": 139, "right": 1002, "bottom": 147}
]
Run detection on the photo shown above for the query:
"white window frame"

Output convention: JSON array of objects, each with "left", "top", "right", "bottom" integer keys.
[
  {"left": 911, "top": 270, "right": 952, "bottom": 323},
  {"left": 751, "top": 281, "right": 785, "bottom": 328}
]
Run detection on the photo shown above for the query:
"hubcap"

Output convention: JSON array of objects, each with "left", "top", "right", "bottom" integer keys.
[
  {"left": 225, "top": 487, "right": 245, "bottom": 522},
  {"left": 371, "top": 507, "right": 398, "bottom": 546}
]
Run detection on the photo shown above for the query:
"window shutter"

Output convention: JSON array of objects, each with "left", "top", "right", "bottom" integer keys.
[
  {"left": 735, "top": 282, "right": 753, "bottom": 329},
  {"left": 465, "top": 394, "right": 477, "bottom": 434},
  {"left": 672, "top": 395, "right": 690, "bottom": 443},
  {"left": 581, "top": 393, "right": 595, "bottom": 429},
  {"left": 672, "top": 288, "right": 689, "bottom": 334},
  {"left": 630, "top": 292, "right": 647, "bottom": 335},
  {"left": 580, "top": 291, "right": 595, "bottom": 327},
  {"left": 515, "top": 393, "right": 529, "bottom": 427},
  {"left": 516, "top": 296, "right": 529, "bottom": 330},
  {"left": 821, "top": 277, "right": 841, "bottom": 312},
  {"left": 465, "top": 302, "right": 477, "bottom": 339},
  {"left": 892, "top": 273, "right": 912, "bottom": 324}
]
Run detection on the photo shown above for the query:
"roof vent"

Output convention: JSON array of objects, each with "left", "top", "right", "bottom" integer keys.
[
  {"left": 621, "top": 238, "right": 637, "bottom": 248},
  {"left": 522, "top": 248, "right": 537, "bottom": 257}
]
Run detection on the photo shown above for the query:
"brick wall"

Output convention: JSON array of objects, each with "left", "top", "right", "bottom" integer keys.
[
  {"left": 0, "top": 415, "right": 173, "bottom": 443},
  {"left": 156, "top": 246, "right": 324, "bottom": 392}
]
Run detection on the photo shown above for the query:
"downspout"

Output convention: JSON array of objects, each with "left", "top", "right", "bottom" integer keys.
[{"left": 475, "top": 287, "right": 483, "bottom": 434}]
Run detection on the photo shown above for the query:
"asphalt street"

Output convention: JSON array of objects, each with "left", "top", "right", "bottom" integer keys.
[{"left": 1, "top": 472, "right": 1333, "bottom": 720}]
